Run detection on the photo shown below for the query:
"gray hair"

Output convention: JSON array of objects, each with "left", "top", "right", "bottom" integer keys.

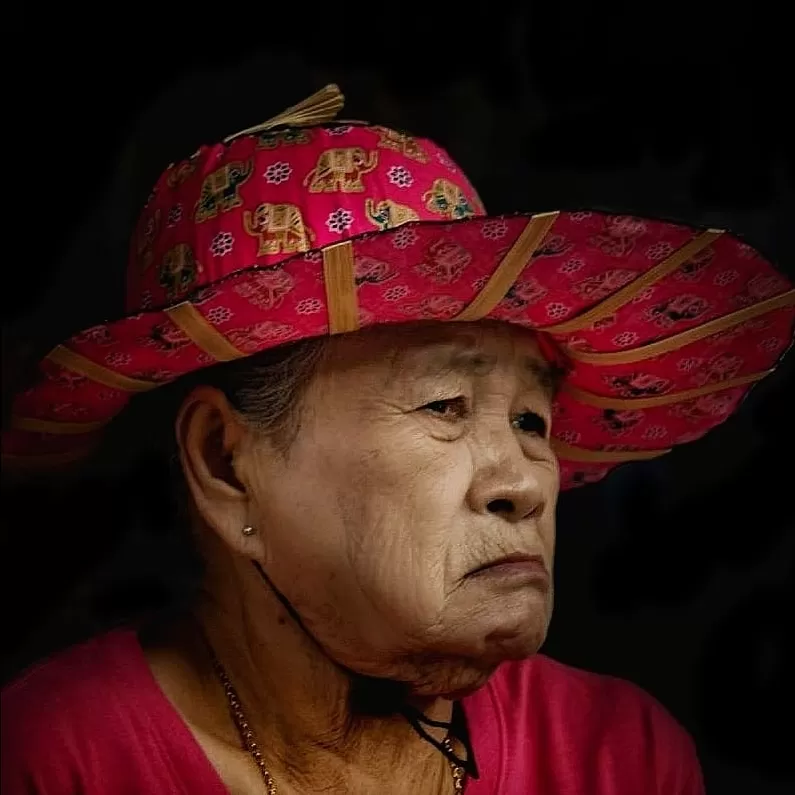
[
  {"left": 91, "top": 335, "right": 331, "bottom": 490},
  {"left": 200, "top": 335, "right": 331, "bottom": 455}
]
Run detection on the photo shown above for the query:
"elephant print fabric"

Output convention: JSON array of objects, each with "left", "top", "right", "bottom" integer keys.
[{"left": 126, "top": 123, "right": 483, "bottom": 313}]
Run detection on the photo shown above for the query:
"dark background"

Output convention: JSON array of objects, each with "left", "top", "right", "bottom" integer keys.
[{"left": 3, "top": 7, "right": 794, "bottom": 793}]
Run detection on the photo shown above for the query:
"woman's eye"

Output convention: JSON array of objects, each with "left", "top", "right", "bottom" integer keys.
[
  {"left": 421, "top": 402, "right": 548, "bottom": 436},
  {"left": 512, "top": 411, "right": 548, "bottom": 437},
  {"left": 423, "top": 397, "right": 468, "bottom": 420}
]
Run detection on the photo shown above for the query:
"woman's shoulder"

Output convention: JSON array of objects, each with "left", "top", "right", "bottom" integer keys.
[
  {"left": 1, "top": 628, "right": 179, "bottom": 794},
  {"left": 2, "top": 628, "right": 146, "bottom": 718}
]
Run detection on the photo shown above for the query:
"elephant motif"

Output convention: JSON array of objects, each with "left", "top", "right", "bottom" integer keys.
[
  {"left": 135, "top": 209, "right": 161, "bottom": 272},
  {"left": 604, "top": 373, "right": 672, "bottom": 398},
  {"left": 587, "top": 216, "right": 647, "bottom": 258},
  {"left": 422, "top": 179, "right": 475, "bottom": 220},
  {"left": 500, "top": 277, "right": 549, "bottom": 315},
  {"left": 256, "top": 128, "right": 312, "bottom": 149},
  {"left": 415, "top": 240, "right": 472, "bottom": 285},
  {"left": 147, "top": 322, "right": 192, "bottom": 355},
  {"left": 533, "top": 234, "right": 573, "bottom": 259},
  {"left": 166, "top": 160, "right": 197, "bottom": 188},
  {"left": 674, "top": 247, "right": 715, "bottom": 282},
  {"left": 194, "top": 160, "right": 253, "bottom": 223},
  {"left": 354, "top": 256, "right": 398, "bottom": 286},
  {"left": 596, "top": 409, "right": 645, "bottom": 437},
  {"left": 234, "top": 269, "right": 295, "bottom": 310},
  {"left": 303, "top": 148, "right": 378, "bottom": 193},
  {"left": 243, "top": 203, "right": 315, "bottom": 256},
  {"left": 374, "top": 126, "right": 428, "bottom": 163},
  {"left": 159, "top": 244, "right": 200, "bottom": 299},
  {"left": 573, "top": 269, "right": 635, "bottom": 302},
  {"left": 365, "top": 198, "right": 420, "bottom": 231},
  {"left": 646, "top": 294, "right": 710, "bottom": 329}
]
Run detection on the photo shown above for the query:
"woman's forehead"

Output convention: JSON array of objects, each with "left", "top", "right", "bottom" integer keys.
[
  {"left": 340, "top": 320, "right": 540, "bottom": 354},
  {"left": 326, "top": 321, "right": 532, "bottom": 359},
  {"left": 325, "top": 321, "right": 551, "bottom": 389}
]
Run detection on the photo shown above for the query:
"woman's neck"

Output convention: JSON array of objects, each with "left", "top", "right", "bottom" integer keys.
[{"left": 144, "top": 552, "right": 456, "bottom": 793}]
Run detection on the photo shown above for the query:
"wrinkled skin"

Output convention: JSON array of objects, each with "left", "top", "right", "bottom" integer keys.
[
  {"left": 183, "top": 321, "right": 560, "bottom": 697},
  {"left": 154, "top": 320, "right": 561, "bottom": 792}
]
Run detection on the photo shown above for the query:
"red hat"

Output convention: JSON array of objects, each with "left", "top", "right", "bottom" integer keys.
[{"left": 4, "top": 85, "right": 794, "bottom": 489}]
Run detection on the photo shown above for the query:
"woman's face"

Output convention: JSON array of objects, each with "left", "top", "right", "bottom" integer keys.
[{"left": 232, "top": 322, "right": 559, "bottom": 697}]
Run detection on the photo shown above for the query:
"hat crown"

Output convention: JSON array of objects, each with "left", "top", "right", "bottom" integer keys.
[{"left": 127, "top": 90, "right": 486, "bottom": 314}]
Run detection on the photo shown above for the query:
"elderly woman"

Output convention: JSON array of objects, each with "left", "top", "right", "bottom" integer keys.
[{"left": 3, "top": 85, "right": 794, "bottom": 794}]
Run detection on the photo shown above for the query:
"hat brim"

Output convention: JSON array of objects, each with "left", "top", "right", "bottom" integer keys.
[{"left": 5, "top": 210, "right": 794, "bottom": 490}]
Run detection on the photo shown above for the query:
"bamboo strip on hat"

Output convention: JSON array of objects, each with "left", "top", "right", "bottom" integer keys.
[
  {"left": 47, "top": 345, "right": 158, "bottom": 392},
  {"left": 564, "top": 289, "right": 795, "bottom": 365},
  {"left": 560, "top": 369, "right": 771, "bottom": 410},
  {"left": 165, "top": 303, "right": 246, "bottom": 361},
  {"left": 1, "top": 445, "right": 99, "bottom": 468},
  {"left": 323, "top": 242, "right": 360, "bottom": 334},
  {"left": 543, "top": 229, "right": 724, "bottom": 334},
  {"left": 454, "top": 212, "right": 560, "bottom": 322},
  {"left": 551, "top": 439, "right": 671, "bottom": 462},
  {"left": 11, "top": 416, "right": 109, "bottom": 435}
]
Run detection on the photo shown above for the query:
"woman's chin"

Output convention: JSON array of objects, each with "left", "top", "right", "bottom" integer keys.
[
  {"left": 449, "top": 604, "right": 551, "bottom": 663},
  {"left": 402, "top": 630, "right": 546, "bottom": 699},
  {"left": 408, "top": 665, "right": 499, "bottom": 700}
]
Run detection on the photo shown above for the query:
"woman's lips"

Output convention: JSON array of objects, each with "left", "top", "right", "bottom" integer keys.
[{"left": 467, "top": 554, "right": 550, "bottom": 589}]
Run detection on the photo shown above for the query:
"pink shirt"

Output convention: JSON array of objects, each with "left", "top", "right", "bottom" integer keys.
[{"left": 2, "top": 629, "right": 704, "bottom": 794}]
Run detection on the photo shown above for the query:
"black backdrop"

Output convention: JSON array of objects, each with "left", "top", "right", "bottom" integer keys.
[{"left": 3, "top": 7, "right": 793, "bottom": 793}]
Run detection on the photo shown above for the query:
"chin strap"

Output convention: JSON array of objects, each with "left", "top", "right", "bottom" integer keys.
[
  {"left": 253, "top": 560, "right": 312, "bottom": 635},
  {"left": 250, "top": 560, "right": 480, "bottom": 779},
  {"left": 401, "top": 702, "right": 480, "bottom": 779}
]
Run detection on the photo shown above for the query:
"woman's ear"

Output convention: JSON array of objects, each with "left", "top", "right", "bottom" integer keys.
[{"left": 175, "top": 386, "right": 264, "bottom": 557}]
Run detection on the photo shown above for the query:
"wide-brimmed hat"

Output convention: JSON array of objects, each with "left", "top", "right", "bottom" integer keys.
[{"left": 4, "top": 85, "right": 794, "bottom": 489}]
